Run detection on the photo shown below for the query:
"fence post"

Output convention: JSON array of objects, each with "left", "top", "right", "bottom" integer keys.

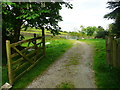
[
  {"left": 110, "top": 36, "right": 114, "bottom": 65},
  {"left": 6, "top": 40, "right": 13, "bottom": 85},
  {"left": 118, "top": 43, "right": 120, "bottom": 67},
  {"left": 34, "top": 33, "right": 37, "bottom": 61},
  {"left": 106, "top": 36, "right": 113, "bottom": 65},
  {"left": 113, "top": 40, "right": 117, "bottom": 67},
  {"left": 34, "top": 33, "right": 36, "bottom": 44},
  {"left": 106, "top": 37, "right": 110, "bottom": 64},
  {"left": 41, "top": 27, "right": 46, "bottom": 56}
]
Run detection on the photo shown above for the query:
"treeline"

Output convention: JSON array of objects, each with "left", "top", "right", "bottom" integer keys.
[
  {"left": 67, "top": 1, "right": 120, "bottom": 39},
  {"left": 104, "top": 1, "right": 120, "bottom": 38},
  {"left": 105, "top": 1, "right": 120, "bottom": 68},
  {"left": 68, "top": 25, "right": 108, "bottom": 39}
]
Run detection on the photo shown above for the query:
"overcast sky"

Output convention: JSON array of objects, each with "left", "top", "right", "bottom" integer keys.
[{"left": 58, "top": 0, "right": 114, "bottom": 32}]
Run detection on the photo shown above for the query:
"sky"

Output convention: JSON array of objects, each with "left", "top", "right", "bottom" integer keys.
[{"left": 58, "top": 0, "right": 114, "bottom": 32}]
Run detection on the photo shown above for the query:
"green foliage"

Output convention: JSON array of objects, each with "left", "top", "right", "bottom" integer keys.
[
  {"left": 2, "top": 2, "right": 73, "bottom": 42},
  {"left": 79, "top": 26, "right": 99, "bottom": 37},
  {"left": 68, "top": 26, "right": 104, "bottom": 39},
  {"left": 94, "top": 26, "right": 108, "bottom": 39},
  {"left": 82, "top": 26, "right": 97, "bottom": 36},
  {"left": 98, "top": 26, "right": 104, "bottom": 31},
  {"left": 2, "top": 2, "right": 73, "bottom": 66},
  {"left": 107, "top": 24, "right": 113, "bottom": 33},
  {"left": 79, "top": 39, "right": 120, "bottom": 88},
  {"left": 104, "top": 2, "right": 120, "bottom": 19},
  {"left": 68, "top": 26, "right": 100, "bottom": 39},
  {"left": 104, "top": 1, "right": 120, "bottom": 37},
  {"left": 95, "top": 30, "right": 108, "bottom": 39}
]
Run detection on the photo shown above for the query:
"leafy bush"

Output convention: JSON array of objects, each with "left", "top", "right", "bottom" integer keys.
[{"left": 95, "top": 31, "right": 108, "bottom": 39}]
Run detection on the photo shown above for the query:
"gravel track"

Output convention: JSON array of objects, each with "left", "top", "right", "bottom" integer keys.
[{"left": 27, "top": 40, "right": 96, "bottom": 88}]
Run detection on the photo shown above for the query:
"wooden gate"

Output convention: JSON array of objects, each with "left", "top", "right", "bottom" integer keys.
[{"left": 6, "top": 34, "right": 45, "bottom": 85}]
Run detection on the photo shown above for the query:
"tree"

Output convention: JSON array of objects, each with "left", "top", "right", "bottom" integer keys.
[
  {"left": 80, "top": 26, "right": 98, "bottom": 36},
  {"left": 2, "top": 2, "right": 73, "bottom": 43},
  {"left": 108, "top": 24, "right": 113, "bottom": 32},
  {"left": 85, "top": 26, "right": 97, "bottom": 36},
  {"left": 2, "top": 2, "right": 73, "bottom": 65},
  {"left": 104, "top": 1, "right": 120, "bottom": 37},
  {"left": 98, "top": 26, "right": 104, "bottom": 31},
  {"left": 95, "top": 30, "right": 108, "bottom": 39}
]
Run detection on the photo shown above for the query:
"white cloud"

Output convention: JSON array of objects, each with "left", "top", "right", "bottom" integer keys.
[{"left": 58, "top": 0, "right": 114, "bottom": 31}]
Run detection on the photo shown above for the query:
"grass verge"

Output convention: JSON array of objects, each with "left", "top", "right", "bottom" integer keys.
[
  {"left": 79, "top": 39, "right": 120, "bottom": 88},
  {"left": 2, "top": 37, "right": 74, "bottom": 88}
]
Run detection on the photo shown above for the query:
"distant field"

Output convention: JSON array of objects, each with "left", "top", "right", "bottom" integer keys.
[{"left": 21, "top": 27, "right": 68, "bottom": 37}]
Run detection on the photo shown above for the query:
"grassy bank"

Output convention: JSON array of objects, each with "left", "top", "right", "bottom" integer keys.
[
  {"left": 79, "top": 39, "right": 120, "bottom": 88},
  {"left": 2, "top": 37, "right": 74, "bottom": 88},
  {"left": 21, "top": 27, "right": 68, "bottom": 36}
]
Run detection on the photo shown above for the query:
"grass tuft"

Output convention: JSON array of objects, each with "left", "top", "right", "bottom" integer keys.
[
  {"left": 65, "top": 56, "right": 80, "bottom": 67},
  {"left": 56, "top": 81, "right": 75, "bottom": 88}
]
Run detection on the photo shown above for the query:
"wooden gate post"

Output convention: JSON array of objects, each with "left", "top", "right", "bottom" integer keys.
[
  {"left": 106, "top": 37, "right": 111, "bottom": 64},
  {"left": 106, "top": 36, "right": 112, "bottom": 65},
  {"left": 6, "top": 40, "right": 13, "bottom": 85},
  {"left": 118, "top": 43, "right": 120, "bottom": 67},
  {"left": 41, "top": 27, "right": 46, "bottom": 56},
  {"left": 34, "top": 33, "right": 37, "bottom": 61},
  {"left": 110, "top": 36, "right": 114, "bottom": 65},
  {"left": 113, "top": 40, "right": 117, "bottom": 67}
]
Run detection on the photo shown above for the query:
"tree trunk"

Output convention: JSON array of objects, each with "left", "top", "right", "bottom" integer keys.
[
  {"left": 13, "top": 20, "right": 22, "bottom": 43},
  {"left": 14, "top": 27, "right": 21, "bottom": 42},
  {"left": 2, "top": 28, "right": 7, "bottom": 65}
]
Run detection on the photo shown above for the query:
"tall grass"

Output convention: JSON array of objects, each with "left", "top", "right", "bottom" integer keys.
[{"left": 79, "top": 39, "right": 120, "bottom": 88}]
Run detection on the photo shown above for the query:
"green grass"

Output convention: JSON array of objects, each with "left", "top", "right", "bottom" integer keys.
[
  {"left": 65, "top": 56, "right": 80, "bottom": 67},
  {"left": 2, "top": 37, "right": 73, "bottom": 88},
  {"left": 56, "top": 81, "right": 75, "bottom": 88},
  {"left": 79, "top": 39, "right": 120, "bottom": 88},
  {"left": 21, "top": 27, "right": 68, "bottom": 36},
  {"left": 21, "top": 29, "right": 52, "bottom": 36},
  {"left": 21, "top": 31, "right": 42, "bottom": 34}
]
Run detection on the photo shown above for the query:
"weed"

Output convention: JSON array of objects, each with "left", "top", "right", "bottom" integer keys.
[
  {"left": 56, "top": 81, "right": 75, "bottom": 88},
  {"left": 65, "top": 56, "right": 80, "bottom": 67}
]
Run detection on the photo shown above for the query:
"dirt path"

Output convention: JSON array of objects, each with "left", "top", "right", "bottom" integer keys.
[{"left": 27, "top": 40, "right": 96, "bottom": 88}]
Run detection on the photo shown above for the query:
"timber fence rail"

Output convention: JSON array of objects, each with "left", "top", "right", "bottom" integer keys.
[
  {"left": 106, "top": 36, "right": 120, "bottom": 68},
  {"left": 6, "top": 34, "right": 45, "bottom": 85}
]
